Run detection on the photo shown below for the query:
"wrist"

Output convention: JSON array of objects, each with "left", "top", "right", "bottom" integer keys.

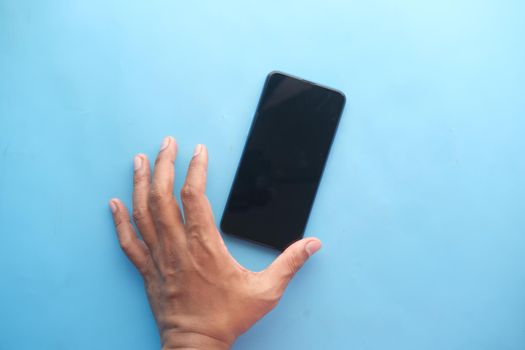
[{"left": 161, "top": 329, "right": 232, "bottom": 350}]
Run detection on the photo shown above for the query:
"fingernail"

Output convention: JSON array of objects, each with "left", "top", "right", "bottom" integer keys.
[
  {"left": 193, "top": 144, "right": 203, "bottom": 157},
  {"left": 305, "top": 240, "right": 322, "bottom": 256},
  {"left": 109, "top": 200, "right": 118, "bottom": 214},
  {"left": 134, "top": 155, "right": 142, "bottom": 171},
  {"left": 160, "top": 136, "right": 171, "bottom": 151}
]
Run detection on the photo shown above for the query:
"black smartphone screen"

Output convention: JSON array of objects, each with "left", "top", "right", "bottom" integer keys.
[{"left": 220, "top": 72, "right": 346, "bottom": 251}]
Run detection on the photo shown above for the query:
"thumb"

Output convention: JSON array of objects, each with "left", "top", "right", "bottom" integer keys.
[{"left": 264, "top": 238, "right": 322, "bottom": 286}]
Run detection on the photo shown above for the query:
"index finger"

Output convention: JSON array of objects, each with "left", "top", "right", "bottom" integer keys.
[{"left": 181, "top": 145, "right": 225, "bottom": 250}]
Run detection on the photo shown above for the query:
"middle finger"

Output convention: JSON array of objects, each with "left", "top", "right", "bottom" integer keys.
[{"left": 149, "top": 136, "right": 186, "bottom": 249}]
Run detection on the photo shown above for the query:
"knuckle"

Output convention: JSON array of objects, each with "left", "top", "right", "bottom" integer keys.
[
  {"left": 149, "top": 187, "right": 165, "bottom": 203},
  {"left": 187, "top": 230, "right": 211, "bottom": 251},
  {"left": 253, "top": 275, "right": 283, "bottom": 306},
  {"left": 132, "top": 206, "right": 148, "bottom": 224},
  {"left": 287, "top": 254, "right": 300, "bottom": 276},
  {"left": 180, "top": 184, "right": 200, "bottom": 203},
  {"left": 162, "top": 264, "right": 175, "bottom": 277},
  {"left": 119, "top": 236, "right": 132, "bottom": 252},
  {"left": 114, "top": 216, "right": 126, "bottom": 230},
  {"left": 160, "top": 266, "right": 178, "bottom": 280},
  {"left": 185, "top": 220, "right": 203, "bottom": 235},
  {"left": 162, "top": 280, "right": 182, "bottom": 299},
  {"left": 158, "top": 260, "right": 185, "bottom": 282},
  {"left": 133, "top": 171, "right": 145, "bottom": 185},
  {"left": 154, "top": 154, "right": 173, "bottom": 167},
  {"left": 138, "top": 257, "right": 153, "bottom": 277},
  {"left": 261, "top": 288, "right": 282, "bottom": 306}
]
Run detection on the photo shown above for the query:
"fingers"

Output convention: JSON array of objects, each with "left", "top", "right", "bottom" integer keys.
[
  {"left": 181, "top": 145, "right": 213, "bottom": 226},
  {"left": 132, "top": 154, "right": 158, "bottom": 250},
  {"left": 110, "top": 198, "right": 151, "bottom": 275},
  {"left": 149, "top": 136, "right": 185, "bottom": 237},
  {"left": 263, "top": 238, "right": 322, "bottom": 288},
  {"left": 181, "top": 145, "right": 224, "bottom": 250},
  {"left": 151, "top": 136, "right": 177, "bottom": 197}
]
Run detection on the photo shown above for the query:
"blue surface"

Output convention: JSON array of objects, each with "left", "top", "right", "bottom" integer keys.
[{"left": 1, "top": 1, "right": 524, "bottom": 349}]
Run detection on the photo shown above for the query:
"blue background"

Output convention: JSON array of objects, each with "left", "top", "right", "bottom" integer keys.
[{"left": 1, "top": 1, "right": 524, "bottom": 349}]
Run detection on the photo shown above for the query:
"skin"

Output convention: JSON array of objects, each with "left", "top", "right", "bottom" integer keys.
[{"left": 109, "top": 136, "right": 322, "bottom": 350}]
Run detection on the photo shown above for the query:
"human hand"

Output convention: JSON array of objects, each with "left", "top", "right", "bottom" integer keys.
[{"left": 109, "top": 137, "right": 322, "bottom": 350}]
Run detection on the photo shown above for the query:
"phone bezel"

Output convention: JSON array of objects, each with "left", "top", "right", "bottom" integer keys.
[{"left": 220, "top": 71, "right": 346, "bottom": 251}]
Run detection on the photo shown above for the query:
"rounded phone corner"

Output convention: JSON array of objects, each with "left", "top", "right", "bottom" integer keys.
[
  {"left": 219, "top": 218, "right": 228, "bottom": 235},
  {"left": 334, "top": 89, "right": 347, "bottom": 104},
  {"left": 266, "top": 70, "right": 286, "bottom": 80}
]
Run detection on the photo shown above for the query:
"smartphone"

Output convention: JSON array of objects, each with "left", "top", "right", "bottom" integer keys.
[{"left": 220, "top": 72, "right": 346, "bottom": 251}]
